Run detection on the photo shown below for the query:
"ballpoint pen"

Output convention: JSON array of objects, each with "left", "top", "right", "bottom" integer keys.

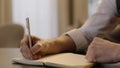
[
  {"left": 26, "top": 17, "right": 33, "bottom": 59},
  {"left": 26, "top": 17, "right": 32, "bottom": 49}
]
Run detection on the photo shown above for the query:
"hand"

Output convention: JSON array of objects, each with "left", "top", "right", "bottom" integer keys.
[
  {"left": 20, "top": 35, "right": 76, "bottom": 60},
  {"left": 86, "top": 37, "right": 120, "bottom": 63},
  {"left": 20, "top": 35, "right": 54, "bottom": 60}
]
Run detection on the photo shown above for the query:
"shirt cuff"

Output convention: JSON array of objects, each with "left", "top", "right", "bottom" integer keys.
[{"left": 65, "top": 29, "right": 89, "bottom": 53}]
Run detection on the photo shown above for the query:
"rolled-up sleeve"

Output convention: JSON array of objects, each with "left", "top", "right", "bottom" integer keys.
[
  {"left": 65, "top": 29, "right": 89, "bottom": 53},
  {"left": 65, "top": 0, "right": 117, "bottom": 52}
]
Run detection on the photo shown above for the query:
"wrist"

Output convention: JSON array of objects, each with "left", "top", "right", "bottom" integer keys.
[{"left": 51, "top": 35, "right": 76, "bottom": 53}]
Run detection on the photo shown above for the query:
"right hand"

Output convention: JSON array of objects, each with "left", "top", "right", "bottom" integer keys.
[
  {"left": 20, "top": 35, "right": 55, "bottom": 60},
  {"left": 20, "top": 35, "right": 76, "bottom": 60}
]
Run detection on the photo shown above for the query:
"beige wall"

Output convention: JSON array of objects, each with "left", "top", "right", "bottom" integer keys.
[
  {"left": 58, "top": 0, "right": 88, "bottom": 35},
  {"left": 0, "top": 0, "right": 12, "bottom": 24}
]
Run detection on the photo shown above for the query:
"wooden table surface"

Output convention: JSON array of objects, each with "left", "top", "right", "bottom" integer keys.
[
  {"left": 0, "top": 48, "right": 120, "bottom": 68},
  {"left": 0, "top": 48, "right": 48, "bottom": 68}
]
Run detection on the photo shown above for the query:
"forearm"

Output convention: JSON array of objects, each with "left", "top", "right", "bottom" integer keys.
[
  {"left": 49, "top": 35, "right": 76, "bottom": 54},
  {"left": 56, "top": 35, "right": 76, "bottom": 52}
]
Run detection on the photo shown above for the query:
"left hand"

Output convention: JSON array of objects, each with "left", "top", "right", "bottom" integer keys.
[{"left": 86, "top": 37, "right": 120, "bottom": 63}]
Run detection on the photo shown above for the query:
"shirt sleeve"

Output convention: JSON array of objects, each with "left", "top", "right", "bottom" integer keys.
[{"left": 65, "top": 0, "right": 117, "bottom": 52}]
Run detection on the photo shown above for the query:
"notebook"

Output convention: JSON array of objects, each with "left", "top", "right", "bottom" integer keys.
[{"left": 12, "top": 53, "right": 94, "bottom": 68}]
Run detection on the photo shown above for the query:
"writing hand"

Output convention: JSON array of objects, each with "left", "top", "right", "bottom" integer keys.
[
  {"left": 20, "top": 35, "right": 41, "bottom": 59},
  {"left": 20, "top": 35, "right": 59, "bottom": 60}
]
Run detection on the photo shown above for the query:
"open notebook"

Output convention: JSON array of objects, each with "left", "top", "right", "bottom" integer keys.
[{"left": 12, "top": 53, "right": 94, "bottom": 68}]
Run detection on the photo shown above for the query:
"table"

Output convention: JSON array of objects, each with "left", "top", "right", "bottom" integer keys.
[
  {"left": 0, "top": 48, "right": 120, "bottom": 68},
  {"left": 0, "top": 48, "right": 50, "bottom": 68}
]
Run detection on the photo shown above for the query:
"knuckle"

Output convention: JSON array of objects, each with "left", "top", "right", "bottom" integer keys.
[
  {"left": 88, "top": 44, "right": 96, "bottom": 50},
  {"left": 86, "top": 54, "right": 96, "bottom": 63}
]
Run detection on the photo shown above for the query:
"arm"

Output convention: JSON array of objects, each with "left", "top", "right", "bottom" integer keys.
[
  {"left": 20, "top": 35, "right": 76, "bottom": 59},
  {"left": 20, "top": 0, "right": 117, "bottom": 59},
  {"left": 66, "top": 0, "right": 117, "bottom": 53},
  {"left": 33, "top": 35, "right": 76, "bottom": 55}
]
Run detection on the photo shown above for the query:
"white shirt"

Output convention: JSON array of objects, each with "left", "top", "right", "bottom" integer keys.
[{"left": 66, "top": 0, "right": 117, "bottom": 52}]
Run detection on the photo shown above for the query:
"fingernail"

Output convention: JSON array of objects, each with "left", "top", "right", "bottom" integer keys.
[{"left": 31, "top": 44, "right": 41, "bottom": 54}]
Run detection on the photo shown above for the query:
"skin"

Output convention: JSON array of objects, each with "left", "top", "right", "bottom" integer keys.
[
  {"left": 20, "top": 33, "right": 120, "bottom": 63},
  {"left": 20, "top": 34, "right": 120, "bottom": 63},
  {"left": 86, "top": 37, "right": 120, "bottom": 63},
  {"left": 20, "top": 35, "right": 76, "bottom": 60}
]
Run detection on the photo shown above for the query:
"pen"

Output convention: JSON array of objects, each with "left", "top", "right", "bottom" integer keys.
[{"left": 26, "top": 17, "right": 32, "bottom": 49}]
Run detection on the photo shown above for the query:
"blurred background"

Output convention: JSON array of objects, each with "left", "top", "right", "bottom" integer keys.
[{"left": 0, "top": 0, "right": 99, "bottom": 39}]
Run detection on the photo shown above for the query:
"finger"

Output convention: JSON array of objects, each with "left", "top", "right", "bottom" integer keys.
[
  {"left": 22, "top": 35, "right": 41, "bottom": 46},
  {"left": 86, "top": 44, "right": 97, "bottom": 62},
  {"left": 21, "top": 35, "right": 37, "bottom": 46},
  {"left": 31, "top": 36, "right": 41, "bottom": 45},
  {"left": 20, "top": 44, "right": 33, "bottom": 59},
  {"left": 21, "top": 35, "right": 29, "bottom": 46},
  {"left": 31, "top": 43, "right": 42, "bottom": 55},
  {"left": 20, "top": 46, "right": 29, "bottom": 59},
  {"left": 86, "top": 50, "right": 96, "bottom": 62},
  {"left": 20, "top": 47, "right": 27, "bottom": 59},
  {"left": 32, "top": 54, "right": 42, "bottom": 60}
]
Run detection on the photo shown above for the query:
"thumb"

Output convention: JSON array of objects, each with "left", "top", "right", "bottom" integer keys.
[{"left": 31, "top": 43, "right": 41, "bottom": 55}]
